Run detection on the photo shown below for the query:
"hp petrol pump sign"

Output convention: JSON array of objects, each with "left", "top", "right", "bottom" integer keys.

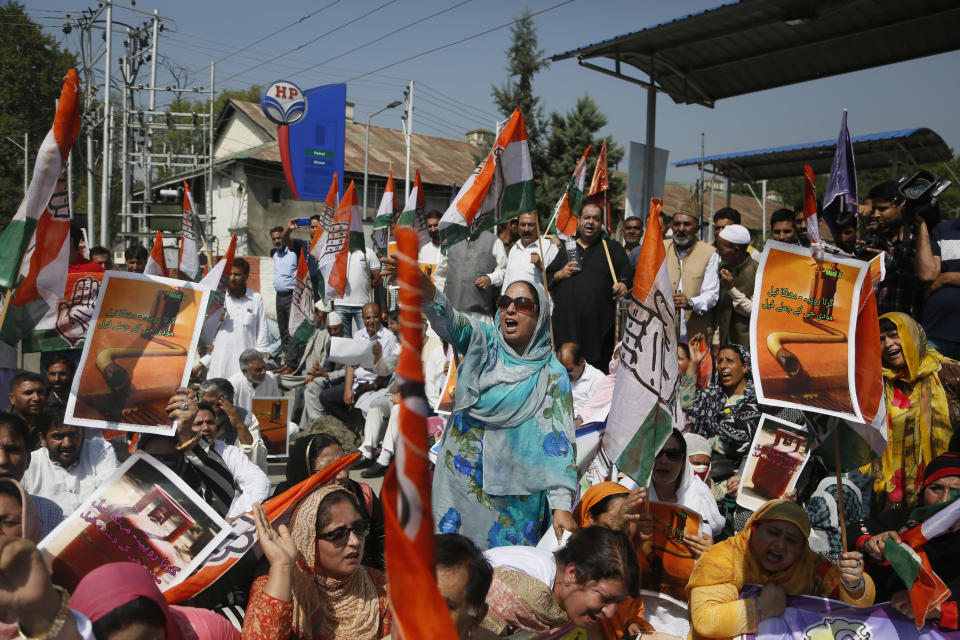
[{"left": 260, "top": 81, "right": 307, "bottom": 125}]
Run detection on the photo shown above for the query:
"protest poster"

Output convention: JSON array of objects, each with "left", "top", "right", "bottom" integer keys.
[
  {"left": 23, "top": 271, "right": 103, "bottom": 352},
  {"left": 737, "top": 414, "right": 812, "bottom": 511},
  {"left": 637, "top": 501, "right": 701, "bottom": 601},
  {"left": 252, "top": 396, "right": 290, "bottom": 458},
  {"left": 750, "top": 241, "right": 869, "bottom": 421},
  {"left": 38, "top": 452, "right": 230, "bottom": 593},
  {"left": 735, "top": 587, "right": 959, "bottom": 639},
  {"left": 64, "top": 271, "right": 208, "bottom": 435}
]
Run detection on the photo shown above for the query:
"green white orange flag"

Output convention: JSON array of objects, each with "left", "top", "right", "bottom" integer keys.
[
  {"left": 198, "top": 233, "right": 237, "bottom": 345},
  {"left": 439, "top": 108, "right": 535, "bottom": 249},
  {"left": 143, "top": 231, "right": 168, "bottom": 277},
  {"left": 381, "top": 226, "right": 459, "bottom": 640},
  {"left": 372, "top": 169, "right": 397, "bottom": 253},
  {"left": 602, "top": 198, "right": 679, "bottom": 487},
  {"left": 589, "top": 139, "right": 611, "bottom": 229},
  {"left": 550, "top": 146, "right": 591, "bottom": 239},
  {"left": 312, "top": 180, "right": 364, "bottom": 299},
  {"left": 288, "top": 251, "right": 315, "bottom": 343},
  {"left": 884, "top": 539, "right": 951, "bottom": 628},
  {"left": 178, "top": 181, "right": 203, "bottom": 281},
  {"left": 316, "top": 172, "right": 339, "bottom": 230},
  {"left": 0, "top": 69, "right": 80, "bottom": 346},
  {"left": 398, "top": 169, "right": 429, "bottom": 249}
]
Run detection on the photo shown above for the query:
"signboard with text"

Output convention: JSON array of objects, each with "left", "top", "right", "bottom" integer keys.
[{"left": 287, "top": 84, "right": 346, "bottom": 203}]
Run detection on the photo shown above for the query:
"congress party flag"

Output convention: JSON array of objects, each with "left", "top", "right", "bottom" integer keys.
[
  {"left": 288, "top": 251, "right": 315, "bottom": 343},
  {"left": 381, "top": 226, "right": 459, "bottom": 640},
  {"left": 0, "top": 69, "right": 80, "bottom": 346},
  {"left": 198, "top": 233, "right": 237, "bottom": 346},
  {"left": 397, "top": 169, "right": 429, "bottom": 250},
  {"left": 143, "top": 231, "right": 168, "bottom": 277},
  {"left": 884, "top": 538, "right": 951, "bottom": 629},
  {"left": 589, "top": 138, "right": 610, "bottom": 229},
  {"left": 439, "top": 108, "right": 535, "bottom": 249},
  {"left": 178, "top": 181, "right": 204, "bottom": 281},
  {"left": 312, "top": 181, "right": 364, "bottom": 299},
  {"left": 372, "top": 169, "right": 397, "bottom": 253},
  {"left": 603, "top": 198, "right": 679, "bottom": 487},
  {"left": 551, "top": 146, "right": 591, "bottom": 239}
]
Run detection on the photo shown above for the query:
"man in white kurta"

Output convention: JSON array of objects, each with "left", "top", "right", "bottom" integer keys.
[
  {"left": 205, "top": 258, "right": 271, "bottom": 380},
  {"left": 557, "top": 341, "right": 606, "bottom": 419},
  {"left": 504, "top": 212, "right": 559, "bottom": 289}
]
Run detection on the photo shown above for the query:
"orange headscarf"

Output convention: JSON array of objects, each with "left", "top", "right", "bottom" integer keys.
[{"left": 573, "top": 482, "right": 630, "bottom": 527}]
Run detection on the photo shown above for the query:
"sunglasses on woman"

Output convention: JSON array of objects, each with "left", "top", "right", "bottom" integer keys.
[
  {"left": 496, "top": 295, "right": 537, "bottom": 314},
  {"left": 315, "top": 520, "right": 370, "bottom": 547},
  {"left": 656, "top": 448, "right": 683, "bottom": 461}
]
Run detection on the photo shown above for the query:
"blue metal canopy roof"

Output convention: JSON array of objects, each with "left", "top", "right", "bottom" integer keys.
[
  {"left": 551, "top": 0, "right": 960, "bottom": 108},
  {"left": 673, "top": 127, "right": 952, "bottom": 182}
]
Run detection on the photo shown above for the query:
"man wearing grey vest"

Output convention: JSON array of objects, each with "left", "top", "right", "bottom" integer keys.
[
  {"left": 442, "top": 230, "right": 507, "bottom": 323},
  {"left": 665, "top": 205, "right": 720, "bottom": 344}
]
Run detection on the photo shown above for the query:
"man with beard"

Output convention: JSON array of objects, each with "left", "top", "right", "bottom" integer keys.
[
  {"left": 300, "top": 308, "right": 347, "bottom": 424},
  {"left": 621, "top": 216, "right": 643, "bottom": 253},
  {"left": 418, "top": 210, "right": 446, "bottom": 289},
  {"left": 498, "top": 218, "right": 519, "bottom": 253},
  {"left": 504, "top": 212, "right": 559, "bottom": 289},
  {"left": 6, "top": 373, "right": 46, "bottom": 448},
  {"left": 770, "top": 208, "right": 800, "bottom": 244},
  {"left": 202, "top": 257, "right": 271, "bottom": 380},
  {"left": 547, "top": 203, "right": 630, "bottom": 372},
  {"left": 444, "top": 228, "right": 508, "bottom": 324},
  {"left": 664, "top": 202, "right": 720, "bottom": 343},
  {"left": 45, "top": 358, "right": 74, "bottom": 408},
  {"left": 714, "top": 224, "right": 757, "bottom": 347}
]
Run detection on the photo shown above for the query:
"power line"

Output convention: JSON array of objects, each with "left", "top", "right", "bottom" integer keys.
[
  {"left": 416, "top": 100, "right": 487, "bottom": 131},
  {"left": 219, "top": 0, "right": 398, "bottom": 85},
  {"left": 417, "top": 107, "right": 482, "bottom": 135},
  {"left": 417, "top": 85, "right": 498, "bottom": 124}
]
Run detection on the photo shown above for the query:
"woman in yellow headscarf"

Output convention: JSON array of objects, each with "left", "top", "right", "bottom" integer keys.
[
  {"left": 873, "top": 312, "right": 953, "bottom": 510},
  {"left": 685, "top": 499, "right": 873, "bottom": 640}
]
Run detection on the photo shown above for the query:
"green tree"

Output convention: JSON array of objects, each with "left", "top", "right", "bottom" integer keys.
[
  {"left": 542, "top": 95, "right": 626, "bottom": 229},
  {"left": 0, "top": 3, "right": 77, "bottom": 230},
  {"left": 491, "top": 8, "right": 549, "bottom": 205}
]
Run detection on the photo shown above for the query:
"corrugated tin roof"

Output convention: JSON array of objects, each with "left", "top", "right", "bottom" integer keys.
[
  {"left": 216, "top": 99, "right": 481, "bottom": 187},
  {"left": 674, "top": 126, "right": 952, "bottom": 181},
  {"left": 551, "top": 0, "right": 960, "bottom": 107}
]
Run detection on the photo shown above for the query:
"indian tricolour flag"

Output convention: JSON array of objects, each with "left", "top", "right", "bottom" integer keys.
[
  {"left": 550, "top": 146, "right": 591, "bottom": 239},
  {"left": 371, "top": 169, "right": 397, "bottom": 254},
  {"left": 398, "top": 169, "right": 429, "bottom": 249},
  {"left": 289, "top": 251, "right": 315, "bottom": 343},
  {"left": 0, "top": 69, "right": 80, "bottom": 346},
  {"left": 884, "top": 535, "right": 951, "bottom": 629},
  {"left": 312, "top": 180, "right": 364, "bottom": 299},
  {"left": 439, "top": 108, "right": 535, "bottom": 249},
  {"left": 602, "top": 198, "right": 679, "bottom": 487},
  {"left": 198, "top": 233, "right": 237, "bottom": 346},
  {"left": 178, "top": 181, "right": 204, "bottom": 281},
  {"left": 143, "top": 231, "right": 168, "bottom": 277}
]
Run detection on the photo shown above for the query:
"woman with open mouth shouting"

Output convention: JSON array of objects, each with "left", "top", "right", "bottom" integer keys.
[{"left": 383, "top": 254, "right": 577, "bottom": 552}]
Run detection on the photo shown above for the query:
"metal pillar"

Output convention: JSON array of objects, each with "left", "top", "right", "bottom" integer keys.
[
  {"left": 98, "top": 1, "right": 112, "bottom": 247},
  {"left": 404, "top": 80, "right": 414, "bottom": 202},
  {"left": 643, "top": 63, "right": 656, "bottom": 210}
]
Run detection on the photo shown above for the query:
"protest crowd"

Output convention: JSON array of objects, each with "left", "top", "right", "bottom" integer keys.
[{"left": 3, "top": 67, "right": 960, "bottom": 640}]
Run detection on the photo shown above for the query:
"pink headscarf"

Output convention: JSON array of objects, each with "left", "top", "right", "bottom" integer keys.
[
  {"left": 71, "top": 563, "right": 238, "bottom": 640},
  {"left": 0, "top": 478, "right": 42, "bottom": 543}
]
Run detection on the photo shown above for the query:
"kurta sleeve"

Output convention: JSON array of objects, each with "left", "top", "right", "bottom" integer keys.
[
  {"left": 422, "top": 289, "right": 475, "bottom": 354},
  {"left": 254, "top": 295, "right": 272, "bottom": 353},
  {"left": 487, "top": 237, "right": 507, "bottom": 287},
  {"left": 242, "top": 575, "right": 293, "bottom": 640},
  {"left": 688, "top": 582, "right": 758, "bottom": 638},
  {"left": 691, "top": 252, "right": 721, "bottom": 313}
]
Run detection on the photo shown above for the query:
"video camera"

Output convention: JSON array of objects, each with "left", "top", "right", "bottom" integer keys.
[{"left": 898, "top": 169, "right": 951, "bottom": 229}]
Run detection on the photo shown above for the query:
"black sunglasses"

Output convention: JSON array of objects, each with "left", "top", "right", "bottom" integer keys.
[
  {"left": 316, "top": 520, "right": 370, "bottom": 547},
  {"left": 656, "top": 448, "right": 683, "bottom": 461},
  {"left": 496, "top": 295, "right": 537, "bottom": 313}
]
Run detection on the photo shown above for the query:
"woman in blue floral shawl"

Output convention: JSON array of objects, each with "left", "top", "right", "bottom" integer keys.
[{"left": 421, "top": 269, "right": 577, "bottom": 550}]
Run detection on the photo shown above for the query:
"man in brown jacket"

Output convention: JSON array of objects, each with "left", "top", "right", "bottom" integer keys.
[
  {"left": 664, "top": 201, "right": 720, "bottom": 344},
  {"left": 714, "top": 224, "right": 757, "bottom": 347}
]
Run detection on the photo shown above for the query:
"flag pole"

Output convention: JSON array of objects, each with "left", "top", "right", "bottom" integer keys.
[
  {"left": 0, "top": 289, "right": 12, "bottom": 335},
  {"left": 600, "top": 237, "right": 620, "bottom": 338},
  {"left": 534, "top": 214, "right": 554, "bottom": 348},
  {"left": 833, "top": 427, "right": 848, "bottom": 552}
]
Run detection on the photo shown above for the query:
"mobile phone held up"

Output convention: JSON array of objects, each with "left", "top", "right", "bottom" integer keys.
[{"left": 294, "top": 217, "right": 312, "bottom": 227}]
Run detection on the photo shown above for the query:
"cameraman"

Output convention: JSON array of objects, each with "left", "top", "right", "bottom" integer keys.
[
  {"left": 865, "top": 181, "right": 925, "bottom": 318},
  {"left": 916, "top": 216, "right": 960, "bottom": 359}
]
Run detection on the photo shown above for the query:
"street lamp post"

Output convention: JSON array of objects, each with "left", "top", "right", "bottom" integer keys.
[{"left": 363, "top": 100, "right": 402, "bottom": 219}]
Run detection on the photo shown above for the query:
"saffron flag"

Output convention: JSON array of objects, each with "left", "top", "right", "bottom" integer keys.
[
  {"left": 288, "top": 251, "right": 315, "bottom": 343},
  {"left": 602, "top": 198, "right": 679, "bottom": 487},
  {"left": 316, "top": 172, "right": 339, "bottom": 231},
  {"left": 381, "top": 226, "right": 459, "bottom": 640},
  {"left": 823, "top": 109, "right": 857, "bottom": 233},
  {"left": 0, "top": 70, "right": 80, "bottom": 347},
  {"left": 589, "top": 139, "right": 610, "bottom": 229},
  {"left": 198, "top": 233, "right": 237, "bottom": 346},
  {"left": 0, "top": 69, "right": 80, "bottom": 292},
  {"left": 439, "top": 108, "right": 535, "bottom": 248},
  {"left": 143, "top": 231, "right": 168, "bottom": 277},
  {"left": 371, "top": 169, "right": 397, "bottom": 253},
  {"left": 802, "top": 163, "right": 821, "bottom": 245},
  {"left": 397, "top": 169, "right": 429, "bottom": 249},
  {"left": 312, "top": 181, "right": 364, "bottom": 299},
  {"left": 164, "top": 453, "right": 360, "bottom": 604},
  {"left": 884, "top": 539, "right": 951, "bottom": 629},
  {"left": 178, "top": 181, "right": 203, "bottom": 281},
  {"left": 551, "top": 146, "right": 591, "bottom": 239}
]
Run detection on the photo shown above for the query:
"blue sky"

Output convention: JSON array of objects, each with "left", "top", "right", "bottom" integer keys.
[{"left": 29, "top": 0, "right": 960, "bottom": 185}]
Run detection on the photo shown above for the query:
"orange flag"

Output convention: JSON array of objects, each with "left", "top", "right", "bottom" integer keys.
[
  {"left": 589, "top": 139, "right": 611, "bottom": 228},
  {"left": 381, "top": 227, "right": 459, "bottom": 640},
  {"left": 143, "top": 230, "right": 167, "bottom": 277}
]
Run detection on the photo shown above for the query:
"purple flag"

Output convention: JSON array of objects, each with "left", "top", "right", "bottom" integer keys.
[
  {"left": 449, "top": 181, "right": 458, "bottom": 205},
  {"left": 823, "top": 109, "right": 857, "bottom": 233},
  {"left": 738, "top": 587, "right": 960, "bottom": 639}
]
